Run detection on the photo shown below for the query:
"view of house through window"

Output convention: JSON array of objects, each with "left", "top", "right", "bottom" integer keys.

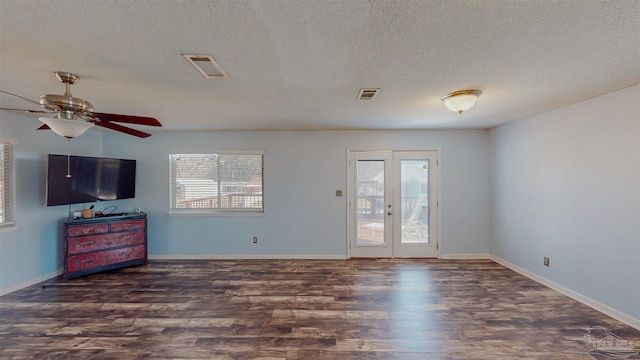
[
  {"left": 0, "top": 140, "right": 16, "bottom": 227},
  {"left": 170, "top": 152, "right": 264, "bottom": 213}
]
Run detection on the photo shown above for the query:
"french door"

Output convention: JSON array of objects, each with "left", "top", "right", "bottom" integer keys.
[{"left": 348, "top": 150, "right": 439, "bottom": 258}]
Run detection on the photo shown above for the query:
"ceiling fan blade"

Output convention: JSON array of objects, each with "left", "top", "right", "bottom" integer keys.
[
  {"left": 0, "top": 107, "right": 54, "bottom": 114},
  {"left": 93, "top": 112, "right": 161, "bottom": 127},
  {"left": 0, "top": 90, "right": 42, "bottom": 107},
  {"left": 95, "top": 121, "right": 152, "bottom": 138}
]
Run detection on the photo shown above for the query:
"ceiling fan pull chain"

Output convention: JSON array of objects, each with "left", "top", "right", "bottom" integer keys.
[{"left": 66, "top": 139, "right": 72, "bottom": 178}]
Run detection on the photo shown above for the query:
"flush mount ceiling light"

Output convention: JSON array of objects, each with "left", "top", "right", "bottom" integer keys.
[
  {"left": 440, "top": 89, "right": 482, "bottom": 114},
  {"left": 183, "top": 54, "right": 229, "bottom": 78}
]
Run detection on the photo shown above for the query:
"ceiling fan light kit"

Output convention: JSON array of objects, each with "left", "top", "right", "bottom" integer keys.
[
  {"left": 440, "top": 89, "right": 483, "bottom": 114},
  {"left": 38, "top": 117, "right": 95, "bottom": 139}
]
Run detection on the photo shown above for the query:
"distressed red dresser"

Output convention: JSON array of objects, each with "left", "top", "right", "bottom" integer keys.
[{"left": 63, "top": 213, "right": 147, "bottom": 280}]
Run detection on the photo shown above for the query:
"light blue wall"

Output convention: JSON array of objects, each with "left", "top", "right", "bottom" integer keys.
[
  {"left": 489, "top": 85, "right": 640, "bottom": 321},
  {"left": 104, "top": 130, "right": 491, "bottom": 258},
  {"left": 0, "top": 112, "right": 104, "bottom": 292}
]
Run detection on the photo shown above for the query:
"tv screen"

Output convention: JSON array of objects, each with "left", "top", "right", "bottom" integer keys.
[{"left": 47, "top": 154, "right": 136, "bottom": 206}]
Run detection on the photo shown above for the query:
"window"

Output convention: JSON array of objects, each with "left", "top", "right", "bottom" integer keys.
[
  {"left": 170, "top": 151, "right": 264, "bottom": 214},
  {"left": 0, "top": 140, "right": 16, "bottom": 228}
]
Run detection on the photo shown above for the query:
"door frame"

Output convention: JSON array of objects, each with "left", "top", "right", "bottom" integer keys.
[{"left": 346, "top": 148, "right": 441, "bottom": 259}]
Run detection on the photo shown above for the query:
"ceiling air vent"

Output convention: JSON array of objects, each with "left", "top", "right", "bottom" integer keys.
[
  {"left": 358, "top": 88, "right": 380, "bottom": 100},
  {"left": 183, "top": 54, "right": 229, "bottom": 78}
]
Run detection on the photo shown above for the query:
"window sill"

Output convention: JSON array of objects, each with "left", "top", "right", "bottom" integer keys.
[
  {"left": 168, "top": 211, "right": 265, "bottom": 217},
  {"left": 0, "top": 225, "right": 18, "bottom": 234}
]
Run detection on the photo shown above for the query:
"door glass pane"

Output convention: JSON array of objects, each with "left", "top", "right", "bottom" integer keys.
[
  {"left": 356, "top": 160, "right": 385, "bottom": 245},
  {"left": 401, "top": 160, "right": 429, "bottom": 244}
]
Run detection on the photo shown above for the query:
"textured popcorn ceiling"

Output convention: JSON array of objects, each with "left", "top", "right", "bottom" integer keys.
[{"left": 0, "top": 0, "right": 638, "bottom": 132}]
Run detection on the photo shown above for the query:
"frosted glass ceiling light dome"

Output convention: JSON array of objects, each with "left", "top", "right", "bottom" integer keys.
[
  {"left": 440, "top": 90, "right": 482, "bottom": 114},
  {"left": 39, "top": 117, "right": 94, "bottom": 139}
]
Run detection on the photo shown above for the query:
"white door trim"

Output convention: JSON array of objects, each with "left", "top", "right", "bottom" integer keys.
[{"left": 346, "top": 148, "right": 441, "bottom": 259}]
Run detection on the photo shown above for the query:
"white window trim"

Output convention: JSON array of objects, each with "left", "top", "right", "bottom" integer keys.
[{"left": 169, "top": 150, "right": 264, "bottom": 216}]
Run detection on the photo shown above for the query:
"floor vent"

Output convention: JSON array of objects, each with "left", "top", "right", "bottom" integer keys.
[{"left": 358, "top": 88, "right": 380, "bottom": 100}]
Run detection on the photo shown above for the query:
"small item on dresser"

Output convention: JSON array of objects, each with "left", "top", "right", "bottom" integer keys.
[
  {"left": 81, "top": 208, "right": 93, "bottom": 219},
  {"left": 101, "top": 205, "right": 118, "bottom": 217}
]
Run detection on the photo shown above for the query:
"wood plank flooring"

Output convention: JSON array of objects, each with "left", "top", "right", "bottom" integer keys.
[{"left": 0, "top": 259, "right": 638, "bottom": 359}]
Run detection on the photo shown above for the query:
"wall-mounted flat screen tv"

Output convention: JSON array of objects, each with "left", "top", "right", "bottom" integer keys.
[{"left": 46, "top": 154, "right": 136, "bottom": 206}]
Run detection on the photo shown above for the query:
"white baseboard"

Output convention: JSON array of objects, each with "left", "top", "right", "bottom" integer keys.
[
  {"left": 440, "top": 253, "right": 490, "bottom": 260},
  {"left": 148, "top": 254, "right": 348, "bottom": 260},
  {"left": 490, "top": 255, "right": 640, "bottom": 331},
  {"left": 0, "top": 268, "right": 62, "bottom": 297}
]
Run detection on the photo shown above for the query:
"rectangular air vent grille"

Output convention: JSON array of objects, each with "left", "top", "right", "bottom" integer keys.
[
  {"left": 183, "top": 54, "right": 229, "bottom": 78},
  {"left": 358, "top": 88, "right": 380, "bottom": 100}
]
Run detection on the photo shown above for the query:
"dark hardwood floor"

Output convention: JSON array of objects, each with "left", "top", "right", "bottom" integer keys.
[{"left": 0, "top": 259, "right": 638, "bottom": 359}]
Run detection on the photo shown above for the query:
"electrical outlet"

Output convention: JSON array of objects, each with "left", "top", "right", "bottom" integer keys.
[
  {"left": 253, "top": 236, "right": 258, "bottom": 244},
  {"left": 544, "top": 257, "right": 549, "bottom": 267},
  {"left": 336, "top": 190, "right": 343, "bottom": 197}
]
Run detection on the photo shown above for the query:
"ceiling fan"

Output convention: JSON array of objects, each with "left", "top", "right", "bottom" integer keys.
[{"left": 0, "top": 71, "right": 161, "bottom": 139}]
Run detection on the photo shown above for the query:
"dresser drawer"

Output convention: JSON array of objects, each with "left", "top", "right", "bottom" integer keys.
[
  {"left": 67, "top": 224, "right": 109, "bottom": 236},
  {"left": 67, "top": 230, "right": 145, "bottom": 255},
  {"left": 110, "top": 219, "right": 146, "bottom": 232},
  {"left": 66, "top": 245, "right": 146, "bottom": 272}
]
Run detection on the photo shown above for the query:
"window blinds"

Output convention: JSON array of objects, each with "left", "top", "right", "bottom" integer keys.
[
  {"left": 169, "top": 152, "right": 264, "bottom": 213},
  {"left": 0, "top": 141, "right": 15, "bottom": 227}
]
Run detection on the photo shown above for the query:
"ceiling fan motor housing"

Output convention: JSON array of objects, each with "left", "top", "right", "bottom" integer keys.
[
  {"left": 39, "top": 72, "right": 94, "bottom": 119},
  {"left": 40, "top": 94, "right": 94, "bottom": 119}
]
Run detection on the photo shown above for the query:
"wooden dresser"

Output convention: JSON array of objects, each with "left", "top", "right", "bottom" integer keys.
[{"left": 63, "top": 212, "right": 147, "bottom": 280}]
